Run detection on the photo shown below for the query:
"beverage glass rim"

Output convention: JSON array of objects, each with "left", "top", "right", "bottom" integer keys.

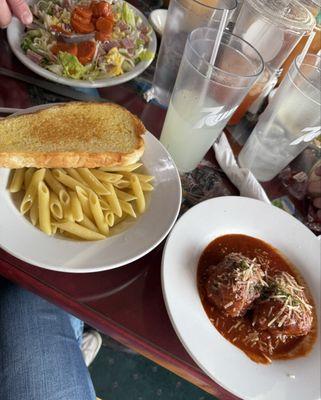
[
  {"left": 294, "top": 53, "right": 321, "bottom": 105},
  {"left": 187, "top": 27, "right": 264, "bottom": 80},
  {"left": 191, "top": 0, "right": 237, "bottom": 11},
  {"left": 245, "top": 0, "right": 315, "bottom": 34}
]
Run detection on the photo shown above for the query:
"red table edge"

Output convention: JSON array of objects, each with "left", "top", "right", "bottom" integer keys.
[{"left": 0, "top": 258, "right": 238, "bottom": 399}]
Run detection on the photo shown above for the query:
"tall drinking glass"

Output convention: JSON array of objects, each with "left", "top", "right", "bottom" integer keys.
[
  {"left": 151, "top": 0, "right": 237, "bottom": 107},
  {"left": 160, "top": 27, "right": 264, "bottom": 173},
  {"left": 233, "top": 0, "right": 315, "bottom": 71},
  {"left": 229, "top": 0, "right": 315, "bottom": 121},
  {"left": 238, "top": 53, "right": 321, "bottom": 182}
]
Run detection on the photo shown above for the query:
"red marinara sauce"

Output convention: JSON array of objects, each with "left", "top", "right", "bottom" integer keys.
[{"left": 197, "top": 234, "right": 317, "bottom": 364}]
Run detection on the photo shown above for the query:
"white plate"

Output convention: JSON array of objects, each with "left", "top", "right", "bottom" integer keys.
[
  {"left": 162, "top": 196, "right": 321, "bottom": 400},
  {"left": 7, "top": 1, "right": 157, "bottom": 88},
  {"left": 0, "top": 105, "right": 181, "bottom": 273}
]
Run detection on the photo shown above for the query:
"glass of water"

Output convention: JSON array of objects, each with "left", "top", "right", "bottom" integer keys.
[
  {"left": 151, "top": 0, "right": 237, "bottom": 107},
  {"left": 238, "top": 53, "right": 321, "bottom": 182},
  {"left": 160, "top": 26, "right": 264, "bottom": 173}
]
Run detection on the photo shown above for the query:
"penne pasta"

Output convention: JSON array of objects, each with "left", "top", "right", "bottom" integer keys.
[
  {"left": 99, "top": 198, "right": 110, "bottom": 210},
  {"left": 45, "top": 169, "right": 70, "bottom": 206},
  {"left": 104, "top": 210, "right": 115, "bottom": 227},
  {"left": 65, "top": 168, "right": 88, "bottom": 186},
  {"left": 60, "top": 189, "right": 73, "bottom": 222},
  {"left": 53, "top": 221, "right": 106, "bottom": 241},
  {"left": 100, "top": 163, "right": 142, "bottom": 172},
  {"left": 91, "top": 169, "right": 123, "bottom": 184},
  {"left": 51, "top": 223, "right": 58, "bottom": 235},
  {"left": 123, "top": 172, "right": 154, "bottom": 183},
  {"left": 113, "top": 213, "right": 129, "bottom": 226},
  {"left": 75, "top": 186, "right": 92, "bottom": 218},
  {"left": 38, "top": 181, "right": 51, "bottom": 235},
  {"left": 114, "top": 188, "right": 137, "bottom": 202},
  {"left": 9, "top": 168, "right": 25, "bottom": 193},
  {"left": 78, "top": 168, "right": 111, "bottom": 195},
  {"left": 79, "top": 214, "right": 99, "bottom": 232},
  {"left": 102, "top": 182, "right": 122, "bottom": 217},
  {"left": 29, "top": 197, "right": 38, "bottom": 226},
  {"left": 119, "top": 200, "right": 136, "bottom": 218},
  {"left": 24, "top": 167, "right": 36, "bottom": 190},
  {"left": 113, "top": 179, "right": 130, "bottom": 189},
  {"left": 10, "top": 164, "right": 153, "bottom": 241},
  {"left": 20, "top": 169, "right": 46, "bottom": 215},
  {"left": 52, "top": 169, "right": 91, "bottom": 195},
  {"left": 49, "top": 192, "right": 63, "bottom": 220},
  {"left": 140, "top": 182, "right": 154, "bottom": 192},
  {"left": 69, "top": 190, "right": 84, "bottom": 222},
  {"left": 89, "top": 192, "right": 109, "bottom": 235},
  {"left": 130, "top": 174, "right": 145, "bottom": 214}
]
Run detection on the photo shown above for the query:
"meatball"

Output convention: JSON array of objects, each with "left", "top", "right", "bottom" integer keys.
[
  {"left": 205, "top": 253, "right": 267, "bottom": 317},
  {"left": 253, "top": 272, "right": 313, "bottom": 336}
]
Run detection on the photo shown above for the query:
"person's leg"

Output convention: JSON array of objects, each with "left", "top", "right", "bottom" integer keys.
[{"left": 0, "top": 278, "right": 96, "bottom": 400}]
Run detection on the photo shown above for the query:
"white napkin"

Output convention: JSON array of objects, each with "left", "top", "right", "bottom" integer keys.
[{"left": 213, "top": 133, "right": 271, "bottom": 204}]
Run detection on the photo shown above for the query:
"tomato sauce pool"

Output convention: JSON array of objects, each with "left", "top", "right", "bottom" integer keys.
[{"left": 197, "top": 234, "right": 317, "bottom": 364}]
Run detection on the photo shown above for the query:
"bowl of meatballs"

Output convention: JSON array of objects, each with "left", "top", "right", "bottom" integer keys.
[{"left": 162, "top": 196, "right": 320, "bottom": 400}]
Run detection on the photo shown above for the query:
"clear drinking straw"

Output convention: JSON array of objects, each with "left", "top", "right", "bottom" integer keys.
[
  {"left": 297, "top": 30, "right": 316, "bottom": 66},
  {"left": 199, "top": 8, "right": 230, "bottom": 105}
]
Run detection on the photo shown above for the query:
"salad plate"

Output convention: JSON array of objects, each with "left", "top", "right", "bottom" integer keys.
[
  {"left": 7, "top": 0, "right": 157, "bottom": 88},
  {"left": 162, "top": 196, "right": 321, "bottom": 400},
  {"left": 0, "top": 105, "right": 181, "bottom": 273}
]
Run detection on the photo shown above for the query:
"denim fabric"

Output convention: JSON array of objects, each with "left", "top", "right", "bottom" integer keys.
[{"left": 0, "top": 278, "right": 96, "bottom": 400}]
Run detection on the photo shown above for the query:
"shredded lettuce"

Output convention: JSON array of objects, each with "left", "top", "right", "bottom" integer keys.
[
  {"left": 21, "top": 29, "right": 42, "bottom": 52},
  {"left": 58, "top": 52, "right": 87, "bottom": 79},
  {"left": 121, "top": 2, "right": 135, "bottom": 28},
  {"left": 138, "top": 49, "right": 154, "bottom": 62}
]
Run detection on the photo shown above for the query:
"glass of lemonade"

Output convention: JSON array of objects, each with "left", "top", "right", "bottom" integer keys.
[
  {"left": 160, "top": 26, "right": 264, "bottom": 173},
  {"left": 238, "top": 53, "right": 321, "bottom": 182}
]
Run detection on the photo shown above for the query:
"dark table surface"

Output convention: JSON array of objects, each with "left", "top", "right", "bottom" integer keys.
[{"left": 0, "top": 8, "right": 320, "bottom": 399}]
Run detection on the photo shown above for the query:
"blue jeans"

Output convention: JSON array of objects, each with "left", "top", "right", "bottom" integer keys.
[{"left": 0, "top": 278, "right": 96, "bottom": 400}]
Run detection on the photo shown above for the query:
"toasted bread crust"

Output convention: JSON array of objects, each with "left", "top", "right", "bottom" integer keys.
[{"left": 0, "top": 102, "right": 146, "bottom": 168}]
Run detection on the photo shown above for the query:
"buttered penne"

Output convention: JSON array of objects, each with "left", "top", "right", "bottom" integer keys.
[
  {"left": 100, "top": 163, "right": 142, "bottom": 172},
  {"left": 38, "top": 181, "right": 51, "bottom": 235},
  {"left": 102, "top": 182, "right": 122, "bottom": 217},
  {"left": 104, "top": 210, "right": 115, "bottom": 227},
  {"left": 130, "top": 174, "right": 145, "bottom": 214},
  {"left": 99, "top": 198, "right": 110, "bottom": 210},
  {"left": 140, "top": 182, "right": 154, "bottom": 192},
  {"left": 114, "top": 188, "right": 137, "bottom": 202},
  {"left": 78, "top": 168, "right": 110, "bottom": 195},
  {"left": 69, "top": 190, "right": 83, "bottom": 222},
  {"left": 113, "top": 179, "right": 130, "bottom": 189},
  {"left": 10, "top": 165, "right": 153, "bottom": 241},
  {"left": 20, "top": 169, "right": 46, "bottom": 215},
  {"left": 79, "top": 214, "right": 99, "bottom": 233},
  {"left": 52, "top": 169, "right": 91, "bottom": 195},
  {"left": 49, "top": 192, "right": 63, "bottom": 220},
  {"left": 29, "top": 197, "right": 38, "bottom": 226},
  {"left": 9, "top": 168, "right": 25, "bottom": 193},
  {"left": 45, "top": 169, "right": 70, "bottom": 206},
  {"left": 24, "top": 167, "right": 36, "bottom": 190},
  {"left": 91, "top": 169, "right": 123, "bottom": 184},
  {"left": 65, "top": 168, "right": 88, "bottom": 186},
  {"left": 75, "top": 186, "right": 92, "bottom": 218},
  {"left": 53, "top": 221, "right": 106, "bottom": 241},
  {"left": 123, "top": 172, "right": 154, "bottom": 183},
  {"left": 60, "top": 189, "right": 73, "bottom": 222},
  {"left": 119, "top": 200, "right": 136, "bottom": 218},
  {"left": 89, "top": 192, "right": 109, "bottom": 235}
]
